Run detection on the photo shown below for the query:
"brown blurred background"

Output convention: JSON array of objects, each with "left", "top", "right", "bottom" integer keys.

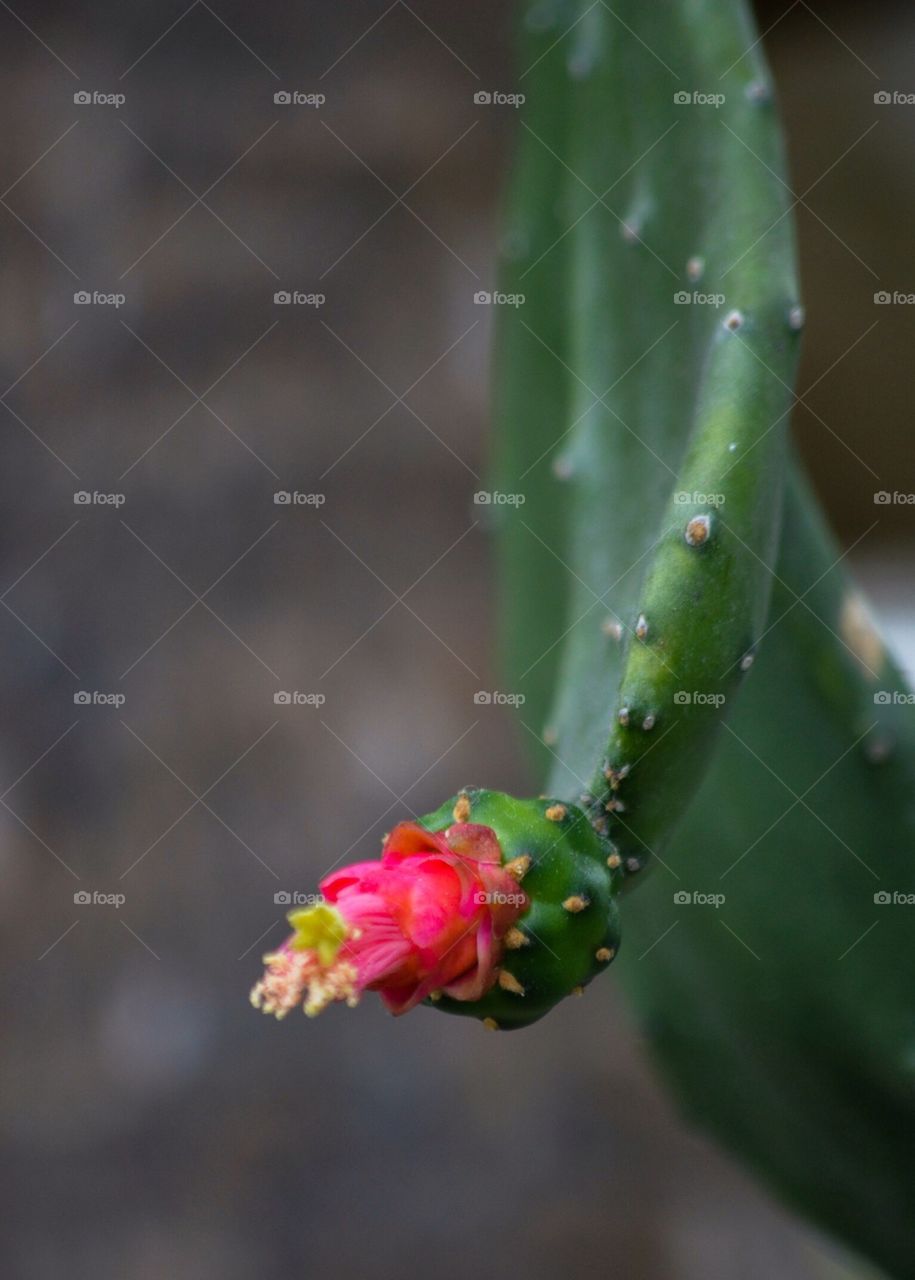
[{"left": 0, "top": 2, "right": 911, "bottom": 1277}]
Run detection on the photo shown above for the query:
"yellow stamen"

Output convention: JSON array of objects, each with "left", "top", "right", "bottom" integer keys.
[{"left": 287, "top": 903, "right": 348, "bottom": 966}]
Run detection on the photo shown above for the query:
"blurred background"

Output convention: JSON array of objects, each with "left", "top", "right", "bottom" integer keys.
[{"left": 1, "top": 2, "right": 912, "bottom": 1276}]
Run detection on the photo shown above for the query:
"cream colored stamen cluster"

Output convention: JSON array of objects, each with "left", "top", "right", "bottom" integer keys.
[{"left": 250, "top": 948, "right": 360, "bottom": 1019}]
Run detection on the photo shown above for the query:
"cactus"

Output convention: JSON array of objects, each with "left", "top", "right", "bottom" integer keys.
[
  {"left": 420, "top": 789, "right": 620, "bottom": 1029},
  {"left": 252, "top": 1, "right": 913, "bottom": 1270},
  {"left": 492, "top": 0, "right": 915, "bottom": 1275},
  {"left": 251, "top": 790, "right": 620, "bottom": 1029}
]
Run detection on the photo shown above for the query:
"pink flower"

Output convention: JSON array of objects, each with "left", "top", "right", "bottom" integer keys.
[{"left": 251, "top": 821, "right": 527, "bottom": 1019}]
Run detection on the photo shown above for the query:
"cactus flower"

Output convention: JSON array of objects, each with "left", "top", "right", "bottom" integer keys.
[{"left": 250, "top": 820, "right": 527, "bottom": 1019}]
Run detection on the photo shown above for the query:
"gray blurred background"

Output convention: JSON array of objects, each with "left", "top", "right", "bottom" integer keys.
[{"left": 1, "top": 2, "right": 912, "bottom": 1277}]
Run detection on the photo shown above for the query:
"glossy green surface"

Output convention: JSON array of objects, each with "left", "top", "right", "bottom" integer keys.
[
  {"left": 494, "top": 1, "right": 915, "bottom": 1274},
  {"left": 420, "top": 789, "right": 620, "bottom": 1029}
]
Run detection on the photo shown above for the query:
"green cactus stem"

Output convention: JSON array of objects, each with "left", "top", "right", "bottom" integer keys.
[
  {"left": 420, "top": 789, "right": 620, "bottom": 1029},
  {"left": 493, "top": 0, "right": 915, "bottom": 1274}
]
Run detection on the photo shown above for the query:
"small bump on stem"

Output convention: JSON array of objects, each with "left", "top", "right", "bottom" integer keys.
[
  {"left": 498, "top": 969, "right": 526, "bottom": 996},
  {"left": 545, "top": 803, "right": 568, "bottom": 822},
  {"left": 482, "top": 1017, "right": 499, "bottom": 1031},
  {"left": 562, "top": 894, "right": 589, "bottom": 913},
  {"left": 604, "top": 763, "right": 630, "bottom": 789},
  {"left": 504, "top": 926, "right": 530, "bottom": 950},
  {"left": 452, "top": 793, "right": 472, "bottom": 823},
  {"left": 686, "top": 255, "right": 704, "bottom": 282},
  {"left": 636, "top": 613, "right": 649, "bottom": 640},
  {"left": 607, "top": 851, "right": 622, "bottom": 870},
  {"left": 788, "top": 304, "right": 805, "bottom": 331},
  {"left": 685, "top": 513, "right": 711, "bottom": 546},
  {"left": 618, "top": 706, "right": 630, "bottom": 727},
  {"left": 740, "top": 651, "right": 755, "bottom": 671},
  {"left": 642, "top": 712, "right": 657, "bottom": 731},
  {"left": 723, "top": 309, "right": 744, "bottom": 332},
  {"left": 596, "top": 947, "right": 615, "bottom": 963},
  {"left": 571, "top": 985, "right": 585, "bottom": 997},
  {"left": 504, "top": 854, "right": 532, "bottom": 880},
  {"left": 602, "top": 617, "right": 623, "bottom": 640},
  {"left": 865, "top": 736, "right": 894, "bottom": 765}
]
